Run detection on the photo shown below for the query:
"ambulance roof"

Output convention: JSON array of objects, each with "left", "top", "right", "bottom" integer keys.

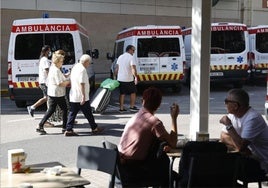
[
  {"left": 182, "top": 22, "right": 248, "bottom": 35},
  {"left": 12, "top": 18, "right": 77, "bottom": 25},
  {"left": 248, "top": 25, "right": 268, "bottom": 34},
  {"left": 11, "top": 18, "right": 87, "bottom": 35},
  {"left": 117, "top": 25, "right": 182, "bottom": 40}
]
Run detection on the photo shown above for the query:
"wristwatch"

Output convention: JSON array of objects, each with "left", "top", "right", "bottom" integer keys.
[{"left": 226, "top": 124, "right": 233, "bottom": 131}]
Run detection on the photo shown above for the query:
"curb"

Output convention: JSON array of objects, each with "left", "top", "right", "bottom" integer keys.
[
  {"left": 1, "top": 89, "right": 8, "bottom": 97},
  {"left": 0, "top": 84, "right": 101, "bottom": 97}
]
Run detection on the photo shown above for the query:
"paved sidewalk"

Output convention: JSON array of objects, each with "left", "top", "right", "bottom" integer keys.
[{"left": 1, "top": 104, "right": 267, "bottom": 187}]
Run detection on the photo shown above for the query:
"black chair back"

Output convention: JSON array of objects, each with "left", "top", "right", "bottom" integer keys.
[
  {"left": 77, "top": 145, "right": 117, "bottom": 188},
  {"left": 187, "top": 152, "right": 239, "bottom": 187},
  {"left": 102, "top": 140, "right": 169, "bottom": 187},
  {"left": 178, "top": 141, "right": 228, "bottom": 187}
]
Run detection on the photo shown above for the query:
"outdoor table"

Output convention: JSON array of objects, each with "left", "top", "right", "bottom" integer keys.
[
  {"left": 1, "top": 161, "right": 90, "bottom": 188},
  {"left": 167, "top": 148, "right": 182, "bottom": 188}
]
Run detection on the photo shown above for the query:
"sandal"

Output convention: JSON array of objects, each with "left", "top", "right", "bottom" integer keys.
[{"left": 92, "top": 127, "right": 104, "bottom": 134}]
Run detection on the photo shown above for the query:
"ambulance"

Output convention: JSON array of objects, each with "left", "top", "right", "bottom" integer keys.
[
  {"left": 107, "top": 25, "right": 186, "bottom": 92},
  {"left": 248, "top": 25, "right": 268, "bottom": 81},
  {"left": 265, "top": 75, "right": 268, "bottom": 120},
  {"left": 182, "top": 22, "right": 250, "bottom": 87},
  {"left": 8, "top": 17, "right": 99, "bottom": 107}
]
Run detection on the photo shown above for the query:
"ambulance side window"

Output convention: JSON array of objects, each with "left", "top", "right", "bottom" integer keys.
[{"left": 115, "top": 41, "right": 124, "bottom": 58}]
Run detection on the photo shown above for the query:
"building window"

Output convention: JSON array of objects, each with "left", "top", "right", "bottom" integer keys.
[{"left": 263, "top": 0, "right": 268, "bottom": 8}]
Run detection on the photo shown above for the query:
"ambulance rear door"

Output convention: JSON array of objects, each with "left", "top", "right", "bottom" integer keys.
[
  {"left": 136, "top": 37, "right": 183, "bottom": 83},
  {"left": 210, "top": 24, "right": 249, "bottom": 87}
]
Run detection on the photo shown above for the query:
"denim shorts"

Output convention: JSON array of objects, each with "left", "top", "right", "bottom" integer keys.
[{"left": 39, "top": 84, "right": 48, "bottom": 97}]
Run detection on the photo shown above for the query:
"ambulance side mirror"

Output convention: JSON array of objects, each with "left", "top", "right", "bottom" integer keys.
[
  {"left": 106, "top": 52, "right": 114, "bottom": 61},
  {"left": 91, "top": 49, "right": 99, "bottom": 59}
]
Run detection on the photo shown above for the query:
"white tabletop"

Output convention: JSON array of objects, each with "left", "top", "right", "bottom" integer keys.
[{"left": 1, "top": 162, "right": 90, "bottom": 188}]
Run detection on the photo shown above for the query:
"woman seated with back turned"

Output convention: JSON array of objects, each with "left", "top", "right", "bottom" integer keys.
[{"left": 118, "top": 86, "right": 179, "bottom": 186}]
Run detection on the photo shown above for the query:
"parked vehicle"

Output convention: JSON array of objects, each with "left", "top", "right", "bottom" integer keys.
[
  {"left": 107, "top": 25, "right": 186, "bottom": 92},
  {"left": 265, "top": 75, "right": 268, "bottom": 120},
  {"left": 248, "top": 25, "right": 268, "bottom": 82},
  {"left": 182, "top": 22, "right": 250, "bottom": 87},
  {"left": 7, "top": 17, "right": 99, "bottom": 107}
]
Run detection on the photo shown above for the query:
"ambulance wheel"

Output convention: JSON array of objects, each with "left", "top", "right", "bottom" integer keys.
[
  {"left": 172, "top": 84, "right": 182, "bottom": 93},
  {"left": 15, "top": 100, "right": 27, "bottom": 108}
]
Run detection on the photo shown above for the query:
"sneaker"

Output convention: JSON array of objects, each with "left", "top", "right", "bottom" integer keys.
[
  {"left": 44, "top": 121, "right": 55, "bottom": 127},
  {"left": 92, "top": 127, "right": 104, "bottom": 134},
  {"left": 119, "top": 108, "right": 127, "bottom": 113},
  {"left": 129, "top": 106, "right": 139, "bottom": 112},
  {"left": 64, "top": 131, "right": 78, "bottom": 136},
  {"left": 36, "top": 127, "right": 46, "bottom": 135},
  {"left": 62, "top": 129, "right": 66, "bottom": 134},
  {"left": 27, "top": 106, "right": 34, "bottom": 117}
]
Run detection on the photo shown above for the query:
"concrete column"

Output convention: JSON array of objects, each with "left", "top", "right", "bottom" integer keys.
[{"left": 189, "top": 0, "right": 211, "bottom": 140}]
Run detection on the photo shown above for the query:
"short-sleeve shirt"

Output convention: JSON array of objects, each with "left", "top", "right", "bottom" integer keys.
[
  {"left": 116, "top": 52, "right": 136, "bottom": 82},
  {"left": 69, "top": 63, "right": 89, "bottom": 102},
  {"left": 38, "top": 56, "right": 51, "bottom": 84},
  {"left": 47, "top": 64, "right": 67, "bottom": 97},
  {"left": 223, "top": 107, "right": 268, "bottom": 172},
  {"left": 118, "top": 108, "right": 168, "bottom": 161}
]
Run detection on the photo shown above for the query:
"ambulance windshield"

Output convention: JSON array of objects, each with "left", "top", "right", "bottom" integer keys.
[
  {"left": 211, "top": 30, "right": 245, "bottom": 54},
  {"left": 137, "top": 38, "right": 180, "bottom": 58},
  {"left": 15, "top": 33, "right": 75, "bottom": 65},
  {"left": 256, "top": 32, "right": 268, "bottom": 53}
]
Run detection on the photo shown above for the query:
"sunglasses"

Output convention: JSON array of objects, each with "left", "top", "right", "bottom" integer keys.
[{"left": 224, "top": 98, "right": 240, "bottom": 106}]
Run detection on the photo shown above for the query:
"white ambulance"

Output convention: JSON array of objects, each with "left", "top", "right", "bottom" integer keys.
[
  {"left": 248, "top": 25, "right": 268, "bottom": 81},
  {"left": 182, "top": 22, "right": 250, "bottom": 87},
  {"left": 107, "top": 25, "right": 186, "bottom": 92},
  {"left": 8, "top": 17, "right": 99, "bottom": 107},
  {"left": 265, "top": 75, "right": 268, "bottom": 120}
]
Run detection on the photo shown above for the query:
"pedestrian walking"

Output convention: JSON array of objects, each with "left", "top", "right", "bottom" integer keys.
[
  {"left": 64, "top": 54, "right": 103, "bottom": 136},
  {"left": 36, "top": 50, "right": 70, "bottom": 135},
  {"left": 27, "top": 45, "right": 54, "bottom": 127}
]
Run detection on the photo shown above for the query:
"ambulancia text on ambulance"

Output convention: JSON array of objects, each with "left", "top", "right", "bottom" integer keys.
[
  {"left": 248, "top": 25, "right": 268, "bottom": 81},
  {"left": 8, "top": 17, "right": 99, "bottom": 107},
  {"left": 107, "top": 25, "right": 186, "bottom": 92},
  {"left": 183, "top": 22, "right": 250, "bottom": 87}
]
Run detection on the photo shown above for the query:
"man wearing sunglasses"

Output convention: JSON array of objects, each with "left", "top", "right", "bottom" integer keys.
[{"left": 220, "top": 88, "right": 268, "bottom": 176}]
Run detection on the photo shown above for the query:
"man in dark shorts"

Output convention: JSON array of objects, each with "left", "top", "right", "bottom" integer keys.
[{"left": 115, "top": 45, "right": 139, "bottom": 113}]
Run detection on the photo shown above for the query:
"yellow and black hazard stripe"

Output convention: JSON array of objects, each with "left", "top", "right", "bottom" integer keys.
[
  {"left": 13, "top": 82, "right": 39, "bottom": 88},
  {"left": 253, "top": 63, "right": 268, "bottom": 69},
  {"left": 137, "top": 73, "right": 183, "bottom": 81},
  {"left": 210, "top": 64, "right": 249, "bottom": 71}
]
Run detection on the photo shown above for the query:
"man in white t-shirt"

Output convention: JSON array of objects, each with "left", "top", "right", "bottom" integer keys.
[
  {"left": 115, "top": 45, "right": 139, "bottom": 113},
  {"left": 220, "top": 88, "right": 268, "bottom": 175},
  {"left": 64, "top": 54, "right": 103, "bottom": 136}
]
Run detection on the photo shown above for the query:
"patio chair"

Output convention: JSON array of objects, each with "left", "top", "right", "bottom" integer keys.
[
  {"left": 177, "top": 141, "right": 228, "bottom": 187},
  {"left": 102, "top": 140, "right": 171, "bottom": 188},
  {"left": 77, "top": 145, "right": 117, "bottom": 188},
  {"left": 187, "top": 152, "right": 240, "bottom": 187},
  {"left": 236, "top": 155, "right": 268, "bottom": 188}
]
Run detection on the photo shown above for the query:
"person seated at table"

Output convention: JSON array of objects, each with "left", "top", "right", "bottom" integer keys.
[
  {"left": 219, "top": 88, "right": 268, "bottom": 175},
  {"left": 118, "top": 86, "right": 179, "bottom": 186}
]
